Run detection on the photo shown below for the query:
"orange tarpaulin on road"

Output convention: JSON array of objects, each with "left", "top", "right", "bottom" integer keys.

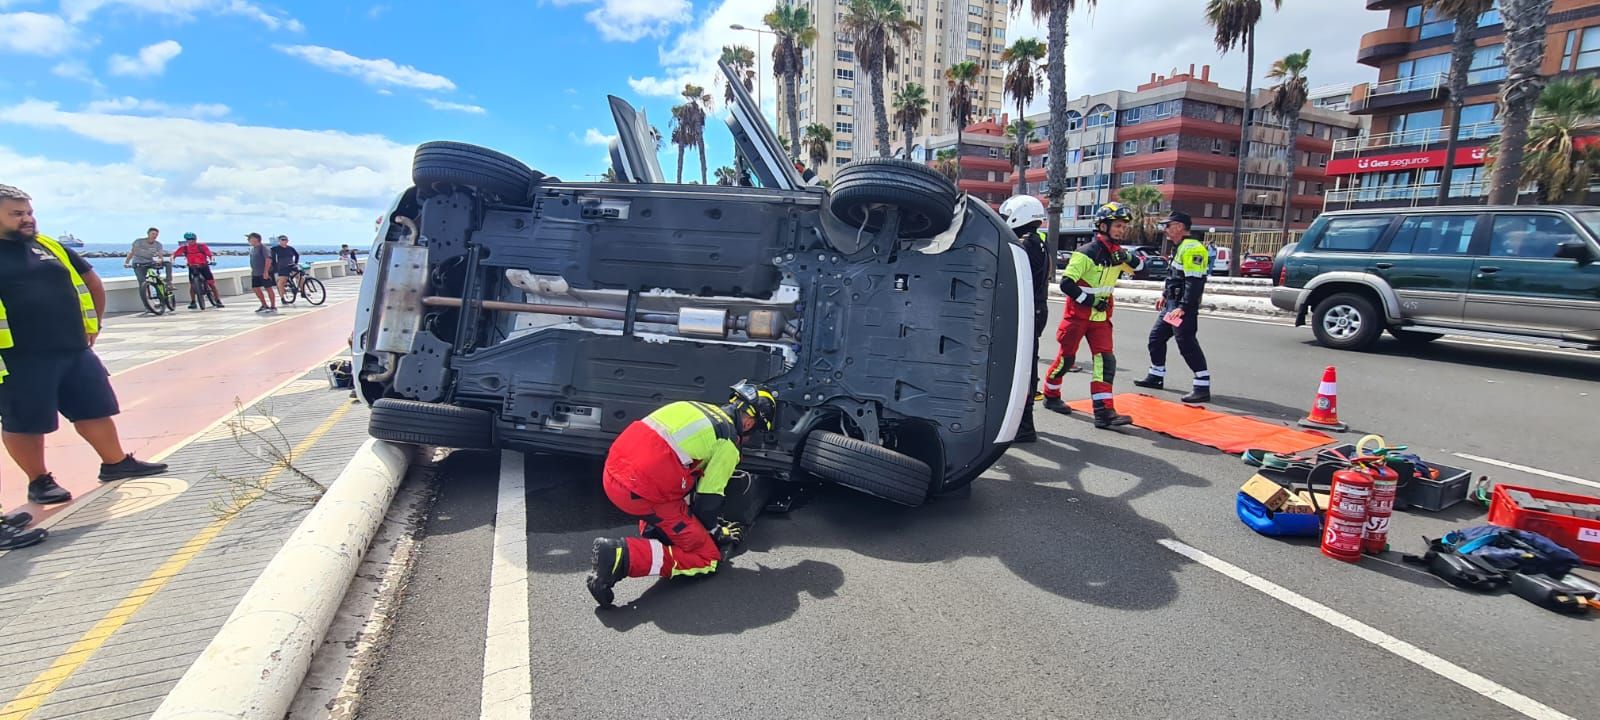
[{"left": 1066, "top": 393, "right": 1334, "bottom": 455}]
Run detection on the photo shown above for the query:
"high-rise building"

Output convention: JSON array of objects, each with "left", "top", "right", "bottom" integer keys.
[
  {"left": 781, "top": 0, "right": 1010, "bottom": 180},
  {"left": 1326, "top": 0, "right": 1600, "bottom": 210}
]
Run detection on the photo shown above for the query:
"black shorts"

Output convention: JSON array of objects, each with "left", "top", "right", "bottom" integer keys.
[
  {"left": 274, "top": 269, "right": 295, "bottom": 278},
  {"left": 188, "top": 265, "right": 215, "bottom": 283},
  {"left": 251, "top": 275, "right": 275, "bottom": 288},
  {"left": 0, "top": 350, "right": 120, "bottom": 434}
]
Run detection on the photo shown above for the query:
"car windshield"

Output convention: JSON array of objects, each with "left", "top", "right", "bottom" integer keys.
[
  {"left": 1248, "top": 255, "right": 1272, "bottom": 261},
  {"left": 1575, "top": 210, "right": 1600, "bottom": 238}
]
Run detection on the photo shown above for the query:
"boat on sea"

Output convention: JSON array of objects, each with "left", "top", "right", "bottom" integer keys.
[{"left": 57, "top": 233, "right": 84, "bottom": 248}]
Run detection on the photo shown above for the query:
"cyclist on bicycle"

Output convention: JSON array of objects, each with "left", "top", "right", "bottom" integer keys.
[
  {"left": 173, "top": 232, "right": 222, "bottom": 309},
  {"left": 270, "top": 235, "right": 301, "bottom": 299},
  {"left": 125, "top": 227, "right": 166, "bottom": 280}
]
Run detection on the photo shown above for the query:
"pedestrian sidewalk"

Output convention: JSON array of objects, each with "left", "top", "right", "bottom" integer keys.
[
  {"left": 0, "top": 370, "right": 373, "bottom": 720},
  {"left": 1, "top": 277, "right": 364, "bottom": 519}
]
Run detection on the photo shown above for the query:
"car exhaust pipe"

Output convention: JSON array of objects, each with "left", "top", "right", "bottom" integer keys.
[{"left": 421, "top": 297, "right": 789, "bottom": 341}]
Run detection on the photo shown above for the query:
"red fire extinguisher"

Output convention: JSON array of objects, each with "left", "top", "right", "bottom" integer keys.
[
  {"left": 1321, "top": 464, "right": 1374, "bottom": 563},
  {"left": 1360, "top": 461, "right": 1399, "bottom": 555}
]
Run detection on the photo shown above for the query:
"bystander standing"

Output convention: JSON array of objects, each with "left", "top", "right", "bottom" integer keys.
[{"left": 246, "top": 232, "right": 277, "bottom": 314}]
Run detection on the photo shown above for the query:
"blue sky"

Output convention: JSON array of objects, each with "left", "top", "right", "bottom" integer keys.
[{"left": 0, "top": 0, "right": 1372, "bottom": 246}]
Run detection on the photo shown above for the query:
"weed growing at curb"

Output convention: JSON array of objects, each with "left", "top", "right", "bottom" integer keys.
[{"left": 209, "top": 400, "right": 328, "bottom": 519}]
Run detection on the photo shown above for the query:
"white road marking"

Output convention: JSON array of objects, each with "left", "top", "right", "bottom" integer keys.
[
  {"left": 1159, "top": 539, "right": 1576, "bottom": 720},
  {"left": 1452, "top": 453, "right": 1600, "bottom": 491},
  {"left": 481, "top": 450, "right": 532, "bottom": 719}
]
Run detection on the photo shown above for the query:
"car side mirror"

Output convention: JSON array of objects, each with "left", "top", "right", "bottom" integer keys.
[{"left": 1555, "top": 239, "right": 1595, "bottom": 264}]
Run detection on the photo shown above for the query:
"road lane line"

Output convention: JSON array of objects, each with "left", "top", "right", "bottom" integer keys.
[
  {"left": 1158, "top": 539, "right": 1576, "bottom": 720},
  {"left": 1451, "top": 453, "right": 1600, "bottom": 491},
  {"left": 108, "top": 297, "right": 354, "bottom": 379},
  {"left": 480, "top": 450, "right": 532, "bottom": 719},
  {"left": 0, "top": 401, "right": 354, "bottom": 719}
]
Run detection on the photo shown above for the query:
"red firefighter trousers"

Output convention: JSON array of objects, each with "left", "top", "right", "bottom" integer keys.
[
  {"left": 1042, "top": 313, "right": 1119, "bottom": 409},
  {"left": 601, "top": 423, "right": 721, "bottom": 578}
]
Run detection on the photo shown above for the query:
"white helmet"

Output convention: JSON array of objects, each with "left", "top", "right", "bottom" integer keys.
[{"left": 999, "top": 195, "right": 1047, "bottom": 230}]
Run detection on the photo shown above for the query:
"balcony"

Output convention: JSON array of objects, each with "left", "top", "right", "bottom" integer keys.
[
  {"left": 1349, "top": 72, "right": 1446, "bottom": 113},
  {"left": 1366, "top": 0, "right": 1405, "bottom": 9},
  {"left": 1358, "top": 26, "right": 1418, "bottom": 67},
  {"left": 1332, "top": 120, "right": 1501, "bottom": 154}
]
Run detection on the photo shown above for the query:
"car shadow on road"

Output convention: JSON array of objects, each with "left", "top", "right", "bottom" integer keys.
[
  {"left": 592, "top": 559, "right": 844, "bottom": 635},
  {"left": 1301, "top": 337, "right": 1600, "bottom": 382}
]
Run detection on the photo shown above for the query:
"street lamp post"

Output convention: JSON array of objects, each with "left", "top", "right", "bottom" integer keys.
[{"left": 729, "top": 24, "right": 775, "bottom": 117}]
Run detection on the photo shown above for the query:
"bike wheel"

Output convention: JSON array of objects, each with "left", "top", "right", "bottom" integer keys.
[
  {"left": 302, "top": 277, "right": 327, "bottom": 305},
  {"left": 207, "top": 283, "right": 223, "bottom": 308},
  {"left": 161, "top": 284, "right": 176, "bottom": 311},
  {"left": 140, "top": 281, "right": 166, "bottom": 315},
  {"left": 282, "top": 279, "right": 299, "bottom": 305}
]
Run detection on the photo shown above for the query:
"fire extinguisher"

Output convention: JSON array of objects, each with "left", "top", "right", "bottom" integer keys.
[
  {"left": 1321, "top": 463, "right": 1374, "bottom": 563},
  {"left": 1360, "top": 461, "right": 1399, "bottom": 555}
]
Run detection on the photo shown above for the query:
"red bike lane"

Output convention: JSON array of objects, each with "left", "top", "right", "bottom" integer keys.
[{"left": 1, "top": 300, "right": 359, "bottom": 522}]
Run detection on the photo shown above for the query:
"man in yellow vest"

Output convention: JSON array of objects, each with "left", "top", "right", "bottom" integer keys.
[
  {"left": 586, "top": 381, "right": 777, "bottom": 606},
  {"left": 1041, "top": 202, "right": 1144, "bottom": 428},
  {"left": 0, "top": 185, "right": 168, "bottom": 549}
]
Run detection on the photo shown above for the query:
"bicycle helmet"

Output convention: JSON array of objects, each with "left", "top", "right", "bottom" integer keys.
[
  {"left": 724, "top": 380, "right": 778, "bottom": 433},
  {"left": 1093, "top": 202, "right": 1133, "bottom": 227},
  {"left": 182, "top": 232, "right": 197, "bottom": 240}
]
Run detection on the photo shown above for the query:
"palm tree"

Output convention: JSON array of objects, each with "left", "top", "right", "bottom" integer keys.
[
  {"left": 947, "top": 60, "right": 981, "bottom": 178},
  {"left": 1206, "top": 0, "right": 1283, "bottom": 273},
  {"left": 932, "top": 148, "right": 960, "bottom": 181},
  {"left": 1519, "top": 77, "right": 1600, "bottom": 203},
  {"left": 1012, "top": 0, "right": 1096, "bottom": 251},
  {"left": 1487, "top": 0, "right": 1555, "bottom": 204},
  {"left": 670, "top": 106, "right": 691, "bottom": 184},
  {"left": 1006, "top": 119, "right": 1036, "bottom": 196},
  {"left": 670, "top": 84, "right": 713, "bottom": 185},
  {"left": 1002, "top": 37, "right": 1046, "bottom": 197},
  {"left": 719, "top": 45, "right": 758, "bottom": 105},
  {"left": 804, "top": 123, "right": 834, "bottom": 171},
  {"left": 1425, "top": 0, "right": 1495, "bottom": 202},
  {"left": 1117, "top": 184, "right": 1166, "bottom": 248},
  {"left": 600, "top": 168, "right": 619, "bottom": 183},
  {"left": 842, "top": 0, "right": 919, "bottom": 158},
  {"left": 893, "top": 82, "right": 929, "bottom": 159},
  {"left": 715, "top": 165, "right": 739, "bottom": 186},
  {"left": 1266, "top": 48, "right": 1311, "bottom": 238},
  {"left": 765, "top": 3, "right": 817, "bottom": 160}
]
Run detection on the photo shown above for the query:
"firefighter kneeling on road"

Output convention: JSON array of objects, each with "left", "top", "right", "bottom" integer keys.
[
  {"left": 586, "top": 381, "right": 778, "bottom": 607},
  {"left": 1041, "top": 202, "right": 1143, "bottom": 428}
]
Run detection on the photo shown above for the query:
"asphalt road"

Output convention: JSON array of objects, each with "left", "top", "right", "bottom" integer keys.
[{"left": 356, "top": 305, "right": 1600, "bottom": 720}]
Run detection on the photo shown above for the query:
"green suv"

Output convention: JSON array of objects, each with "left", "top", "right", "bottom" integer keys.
[{"left": 1271, "top": 207, "right": 1600, "bottom": 351}]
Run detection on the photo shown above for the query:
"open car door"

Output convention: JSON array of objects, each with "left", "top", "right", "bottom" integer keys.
[
  {"left": 606, "top": 95, "right": 665, "bottom": 184},
  {"left": 718, "top": 60, "right": 808, "bottom": 191}
]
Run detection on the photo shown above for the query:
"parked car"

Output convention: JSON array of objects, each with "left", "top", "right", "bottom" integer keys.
[
  {"left": 349, "top": 61, "right": 1035, "bottom": 507},
  {"left": 1239, "top": 253, "right": 1274, "bottom": 278},
  {"left": 1211, "top": 245, "right": 1232, "bottom": 276},
  {"left": 1270, "top": 207, "right": 1600, "bottom": 351},
  {"left": 1129, "top": 245, "right": 1170, "bottom": 280}
]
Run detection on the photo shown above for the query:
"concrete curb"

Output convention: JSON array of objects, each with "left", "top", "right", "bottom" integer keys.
[
  {"left": 1049, "top": 285, "right": 1289, "bottom": 318},
  {"left": 151, "top": 437, "right": 411, "bottom": 720}
]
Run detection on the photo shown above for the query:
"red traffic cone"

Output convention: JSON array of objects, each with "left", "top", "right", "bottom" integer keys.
[{"left": 1299, "top": 366, "right": 1348, "bottom": 432}]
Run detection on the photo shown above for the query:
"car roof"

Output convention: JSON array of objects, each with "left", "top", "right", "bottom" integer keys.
[{"left": 1320, "top": 205, "right": 1593, "bottom": 216}]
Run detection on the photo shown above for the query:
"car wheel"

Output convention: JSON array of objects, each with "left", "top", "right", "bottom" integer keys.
[
  {"left": 827, "top": 158, "right": 959, "bottom": 240},
  {"left": 369, "top": 398, "right": 494, "bottom": 449},
  {"left": 799, "top": 430, "right": 933, "bottom": 507},
  {"left": 1389, "top": 328, "right": 1442, "bottom": 346},
  {"left": 412, "top": 141, "right": 538, "bottom": 201},
  {"left": 1311, "top": 292, "right": 1383, "bottom": 351}
]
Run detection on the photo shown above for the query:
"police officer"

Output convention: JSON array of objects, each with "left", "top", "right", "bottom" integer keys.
[
  {"left": 998, "top": 194, "right": 1051, "bottom": 443},
  {"left": 1135, "top": 212, "right": 1211, "bottom": 403}
]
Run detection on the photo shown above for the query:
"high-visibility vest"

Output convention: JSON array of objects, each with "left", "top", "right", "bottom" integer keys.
[
  {"left": 0, "top": 234, "right": 100, "bottom": 384},
  {"left": 640, "top": 400, "right": 741, "bottom": 497}
]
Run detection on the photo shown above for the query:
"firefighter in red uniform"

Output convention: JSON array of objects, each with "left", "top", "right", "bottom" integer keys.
[
  {"left": 1041, "top": 202, "right": 1143, "bottom": 428},
  {"left": 586, "top": 381, "right": 778, "bottom": 606}
]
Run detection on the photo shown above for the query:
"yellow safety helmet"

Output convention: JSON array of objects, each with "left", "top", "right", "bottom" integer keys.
[{"left": 726, "top": 380, "right": 778, "bottom": 432}]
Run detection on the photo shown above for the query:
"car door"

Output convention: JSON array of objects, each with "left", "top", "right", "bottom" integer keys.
[
  {"left": 1372, "top": 212, "right": 1481, "bottom": 325},
  {"left": 1465, "top": 212, "right": 1600, "bottom": 339}
]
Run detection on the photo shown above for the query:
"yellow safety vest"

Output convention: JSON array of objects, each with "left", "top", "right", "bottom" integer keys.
[
  {"left": 1062, "top": 243, "right": 1136, "bottom": 322},
  {"left": 640, "top": 401, "right": 741, "bottom": 497},
  {"left": 0, "top": 234, "right": 100, "bottom": 385}
]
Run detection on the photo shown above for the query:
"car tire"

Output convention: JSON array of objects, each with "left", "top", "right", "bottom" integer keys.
[
  {"left": 799, "top": 430, "right": 933, "bottom": 507},
  {"left": 827, "top": 158, "right": 959, "bottom": 240},
  {"left": 1389, "top": 328, "right": 1442, "bottom": 346},
  {"left": 369, "top": 398, "right": 494, "bottom": 449},
  {"left": 1311, "top": 292, "right": 1383, "bottom": 351},
  {"left": 412, "top": 141, "right": 537, "bottom": 201}
]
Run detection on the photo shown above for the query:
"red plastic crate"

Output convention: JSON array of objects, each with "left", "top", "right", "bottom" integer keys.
[{"left": 1487, "top": 483, "right": 1600, "bottom": 567}]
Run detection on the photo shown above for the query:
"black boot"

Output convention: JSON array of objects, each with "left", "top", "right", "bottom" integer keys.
[
  {"left": 1042, "top": 397, "right": 1072, "bottom": 415},
  {"left": 1181, "top": 387, "right": 1211, "bottom": 404},
  {"left": 1133, "top": 374, "right": 1164, "bottom": 390},
  {"left": 1093, "top": 406, "right": 1133, "bottom": 429},
  {"left": 27, "top": 474, "right": 71, "bottom": 505},
  {"left": 1015, "top": 410, "right": 1038, "bottom": 443},
  {"left": 587, "top": 538, "right": 628, "bottom": 607}
]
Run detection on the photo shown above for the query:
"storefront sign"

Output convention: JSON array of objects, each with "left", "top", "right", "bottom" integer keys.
[{"left": 1326, "top": 146, "right": 1489, "bottom": 176}]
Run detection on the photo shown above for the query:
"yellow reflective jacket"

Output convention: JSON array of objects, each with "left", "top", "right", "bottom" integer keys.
[
  {"left": 1162, "top": 238, "right": 1210, "bottom": 311},
  {"left": 641, "top": 400, "right": 741, "bottom": 497},
  {"left": 0, "top": 234, "right": 100, "bottom": 385},
  {"left": 1059, "top": 234, "right": 1141, "bottom": 322}
]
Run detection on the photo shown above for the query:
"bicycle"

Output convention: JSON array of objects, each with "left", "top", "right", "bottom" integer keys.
[
  {"left": 280, "top": 263, "right": 326, "bottom": 306},
  {"left": 178, "top": 262, "right": 223, "bottom": 310},
  {"left": 135, "top": 260, "right": 176, "bottom": 315}
]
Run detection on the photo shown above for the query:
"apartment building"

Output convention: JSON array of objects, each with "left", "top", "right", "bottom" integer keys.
[
  {"left": 781, "top": 0, "right": 1010, "bottom": 180},
  {"left": 921, "top": 115, "right": 1018, "bottom": 207},
  {"left": 1327, "top": 0, "right": 1600, "bottom": 209},
  {"left": 1018, "top": 65, "right": 1363, "bottom": 243}
]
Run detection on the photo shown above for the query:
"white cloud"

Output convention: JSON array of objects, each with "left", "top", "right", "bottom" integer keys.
[
  {"left": 423, "top": 98, "right": 487, "bottom": 115},
  {"left": 109, "top": 40, "right": 183, "bottom": 78},
  {"left": 582, "top": 128, "right": 616, "bottom": 146},
  {"left": 52, "top": 60, "right": 102, "bottom": 87},
  {"left": 60, "top": 0, "right": 302, "bottom": 32},
  {"left": 550, "top": 0, "right": 691, "bottom": 42},
  {"left": 1006, "top": 1, "right": 1375, "bottom": 108},
  {"left": 0, "top": 100, "right": 413, "bottom": 236},
  {"left": 625, "top": 0, "right": 778, "bottom": 120},
  {"left": 83, "top": 96, "right": 231, "bottom": 119},
  {"left": 367, "top": 4, "right": 389, "bottom": 19},
  {"left": 0, "top": 12, "right": 82, "bottom": 56},
  {"left": 276, "top": 44, "right": 457, "bottom": 91}
]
